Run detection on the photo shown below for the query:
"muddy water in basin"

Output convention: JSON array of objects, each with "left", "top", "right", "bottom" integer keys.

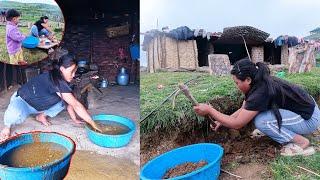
[
  {"left": 0, "top": 142, "right": 67, "bottom": 167},
  {"left": 89, "top": 120, "right": 131, "bottom": 135}
]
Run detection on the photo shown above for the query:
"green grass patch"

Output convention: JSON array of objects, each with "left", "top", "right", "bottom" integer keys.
[
  {"left": 140, "top": 68, "right": 320, "bottom": 134},
  {"left": 271, "top": 152, "right": 320, "bottom": 179},
  {"left": 0, "top": 25, "right": 63, "bottom": 64}
]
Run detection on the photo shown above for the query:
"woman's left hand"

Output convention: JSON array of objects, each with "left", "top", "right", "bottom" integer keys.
[{"left": 193, "top": 103, "right": 212, "bottom": 116}]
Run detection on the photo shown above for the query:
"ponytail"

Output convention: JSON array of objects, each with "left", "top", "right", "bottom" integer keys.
[
  {"left": 231, "top": 58, "right": 313, "bottom": 131},
  {"left": 231, "top": 58, "right": 284, "bottom": 131}
]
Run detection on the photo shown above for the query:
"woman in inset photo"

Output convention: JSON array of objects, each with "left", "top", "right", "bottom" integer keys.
[{"left": 30, "top": 16, "right": 56, "bottom": 42}]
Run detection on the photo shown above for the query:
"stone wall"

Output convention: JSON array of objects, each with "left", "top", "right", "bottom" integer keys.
[{"left": 251, "top": 46, "right": 264, "bottom": 63}]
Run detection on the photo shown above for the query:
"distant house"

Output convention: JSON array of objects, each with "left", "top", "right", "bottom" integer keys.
[{"left": 143, "top": 26, "right": 291, "bottom": 73}]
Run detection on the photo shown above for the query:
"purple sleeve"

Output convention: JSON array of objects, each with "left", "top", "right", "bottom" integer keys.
[{"left": 8, "top": 28, "right": 25, "bottom": 42}]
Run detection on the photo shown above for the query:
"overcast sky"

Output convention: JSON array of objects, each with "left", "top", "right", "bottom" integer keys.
[
  {"left": 141, "top": 0, "right": 320, "bottom": 38},
  {"left": 0, "top": 0, "right": 58, "bottom": 6},
  {"left": 140, "top": 0, "right": 320, "bottom": 66}
]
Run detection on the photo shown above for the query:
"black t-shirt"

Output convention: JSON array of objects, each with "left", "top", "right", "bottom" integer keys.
[
  {"left": 17, "top": 72, "right": 72, "bottom": 111},
  {"left": 34, "top": 19, "right": 45, "bottom": 32},
  {"left": 244, "top": 78, "right": 315, "bottom": 120}
]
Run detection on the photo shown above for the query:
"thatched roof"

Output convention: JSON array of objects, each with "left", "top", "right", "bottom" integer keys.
[{"left": 214, "top": 26, "right": 270, "bottom": 45}]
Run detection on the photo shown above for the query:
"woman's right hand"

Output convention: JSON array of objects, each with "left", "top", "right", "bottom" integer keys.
[
  {"left": 210, "top": 121, "right": 222, "bottom": 131},
  {"left": 89, "top": 121, "right": 103, "bottom": 133}
]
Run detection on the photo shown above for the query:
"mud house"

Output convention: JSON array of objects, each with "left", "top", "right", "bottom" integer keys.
[
  {"left": 143, "top": 26, "right": 297, "bottom": 73},
  {"left": 0, "top": 0, "right": 139, "bottom": 92}
]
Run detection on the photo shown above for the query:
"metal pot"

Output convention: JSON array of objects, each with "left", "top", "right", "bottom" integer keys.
[
  {"left": 77, "top": 59, "right": 89, "bottom": 74},
  {"left": 100, "top": 78, "right": 108, "bottom": 88}
]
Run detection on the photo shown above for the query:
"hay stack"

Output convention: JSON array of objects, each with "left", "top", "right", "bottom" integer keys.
[{"left": 221, "top": 26, "right": 269, "bottom": 42}]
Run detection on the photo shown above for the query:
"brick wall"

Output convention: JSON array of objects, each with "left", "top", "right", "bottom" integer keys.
[{"left": 251, "top": 46, "right": 264, "bottom": 63}]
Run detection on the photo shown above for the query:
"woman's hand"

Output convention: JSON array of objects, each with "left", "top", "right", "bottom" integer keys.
[
  {"left": 210, "top": 121, "right": 222, "bottom": 131},
  {"left": 89, "top": 121, "right": 103, "bottom": 133},
  {"left": 193, "top": 103, "right": 212, "bottom": 116}
]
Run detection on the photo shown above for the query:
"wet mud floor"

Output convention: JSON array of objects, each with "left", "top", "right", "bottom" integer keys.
[{"left": 65, "top": 151, "right": 139, "bottom": 180}]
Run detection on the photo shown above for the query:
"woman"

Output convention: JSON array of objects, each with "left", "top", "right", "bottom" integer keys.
[
  {"left": 194, "top": 58, "right": 320, "bottom": 156},
  {"left": 0, "top": 54, "right": 101, "bottom": 141},
  {"left": 30, "top": 16, "right": 55, "bottom": 41}
]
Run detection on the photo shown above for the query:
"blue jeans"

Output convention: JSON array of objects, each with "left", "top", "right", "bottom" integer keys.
[
  {"left": 3, "top": 92, "right": 65, "bottom": 128},
  {"left": 254, "top": 103, "right": 320, "bottom": 144},
  {"left": 30, "top": 25, "right": 50, "bottom": 37}
]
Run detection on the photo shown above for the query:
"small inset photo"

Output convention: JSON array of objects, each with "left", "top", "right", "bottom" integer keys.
[{"left": 0, "top": 0, "right": 64, "bottom": 65}]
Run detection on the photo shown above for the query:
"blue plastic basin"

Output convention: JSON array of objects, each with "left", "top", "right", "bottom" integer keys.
[
  {"left": 140, "top": 143, "right": 224, "bottom": 180},
  {"left": 0, "top": 132, "right": 75, "bottom": 180},
  {"left": 22, "top": 36, "right": 40, "bottom": 49},
  {"left": 85, "top": 114, "right": 136, "bottom": 148}
]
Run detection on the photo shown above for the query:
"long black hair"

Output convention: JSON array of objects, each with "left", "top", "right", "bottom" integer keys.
[
  {"left": 40, "top": 16, "right": 49, "bottom": 21},
  {"left": 231, "top": 58, "right": 312, "bottom": 131},
  {"left": 50, "top": 53, "right": 76, "bottom": 90}
]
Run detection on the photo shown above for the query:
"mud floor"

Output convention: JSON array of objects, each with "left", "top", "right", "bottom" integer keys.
[
  {"left": 89, "top": 120, "right": 131, "bottom": 135},
  {"left": 163, "top": 160, "right": 208, "bottom": 179},
  {"left": 65, "top": 150, "right": 139, "bottom": 180},
  {"left": 0, "top": 85, "right": 140, "bottom": 168},
  {"left": 0, "top": 142, "right": 67, "bottom": 167}
]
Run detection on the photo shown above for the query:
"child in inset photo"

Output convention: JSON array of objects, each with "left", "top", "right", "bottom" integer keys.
[{"left": 5, "top": 9, "right": 27, "bottom": 65}]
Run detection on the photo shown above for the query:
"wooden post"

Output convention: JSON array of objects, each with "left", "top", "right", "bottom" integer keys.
[
  {"left": 3, "top": 64, "right": 7, "bottom": 92},
  {"left": 192, "top": 40, "right": 197, "bottom": 68},
  {"left": 176, "top": 40, "right": 180, "bottom": 68}
]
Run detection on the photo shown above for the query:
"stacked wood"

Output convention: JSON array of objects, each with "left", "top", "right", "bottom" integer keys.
[
  {"left": 288, "top": 44, "right": 316, "bottom": 73},
  {"left": 106, "top": 24, "right": 130, "bottom": 38},
  {"left": 208, "top": 54, "right": 231, "bottom": 76}
]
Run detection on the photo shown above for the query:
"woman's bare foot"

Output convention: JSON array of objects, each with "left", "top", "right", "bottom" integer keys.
[
  {"left": 281, "top": 134, "right": 310, "bottom": 154},
  {"left": 0, "top": 127, "right": 11, "bottom": 142},
  {"left": 36, "top": 113, "right": 51, "bottom": 126}
]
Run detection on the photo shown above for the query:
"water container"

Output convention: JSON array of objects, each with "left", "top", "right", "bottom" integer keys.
[{"left": 117, "top": 67, "right": 129, "bottom": 85}]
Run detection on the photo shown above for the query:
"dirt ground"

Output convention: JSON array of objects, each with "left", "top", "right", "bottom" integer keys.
[
  {"left": 141, "top": 124, "right": 279, "bottom": 180},
  {"left": 0, "top": 84, "right": 140, "bottom": 177}
]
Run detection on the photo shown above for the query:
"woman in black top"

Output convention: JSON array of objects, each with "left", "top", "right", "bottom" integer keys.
[
  {"left": 30, "top": 16, "right": 55, "bottom": 40},
  {"left": 0, "top": 54, "right": 101, "bottom": 141},
  {"left": 194, "top": 58, "right": 320, "bottom": 156}
]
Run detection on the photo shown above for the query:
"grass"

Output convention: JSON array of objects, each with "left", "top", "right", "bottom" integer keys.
[
  {"left": 140, "top": 68, "right": 320, "bottom": 134},
  {"left": 140, "top": 72, "right": 241, "bottom": 134},
  {"left": 0, "top": 1, "right": 64, "bottom": 64},
  {"left": 0, "top": 25, "right": 63, "bottom": 64},
  {"left": 271, "top": 152, "right": 320, "bottom": 179}
]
